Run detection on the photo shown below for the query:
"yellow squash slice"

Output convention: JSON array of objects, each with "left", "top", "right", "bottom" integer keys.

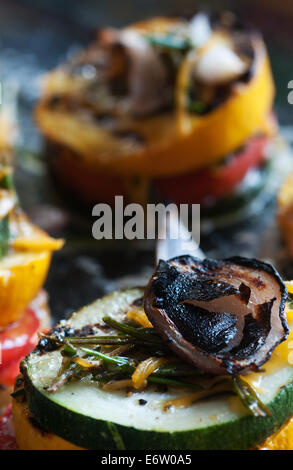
[{"left": 12, "top": 398, "right": 84, "bottom": 450}]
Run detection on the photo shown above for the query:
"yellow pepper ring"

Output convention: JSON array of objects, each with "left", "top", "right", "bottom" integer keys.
[
  {"left": 0, "top": 251, "right": 53, "bottom": 328},
  {"left": 173, "top": 36, "right": 275, "bottom": 172}
]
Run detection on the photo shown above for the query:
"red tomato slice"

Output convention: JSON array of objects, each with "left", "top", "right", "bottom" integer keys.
[
  {"left": 53, "top": 149, "right": 127, "bottom": 205},
  {"left": 0, "top": 404, "right": 18, "bottom": 450},
  {"left": 0, "top": 359, "right": 23, "bottom": 387},
  {"left": 155, "top": 136, "right": 268, "bottom": 205},
  {"left": 0, "top": 307, "right": 40, "bottom": 369}
]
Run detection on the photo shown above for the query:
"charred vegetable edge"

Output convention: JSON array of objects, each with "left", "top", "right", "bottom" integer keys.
[{"left": 144, "top": 255, "right": 288, "bottom": 374}]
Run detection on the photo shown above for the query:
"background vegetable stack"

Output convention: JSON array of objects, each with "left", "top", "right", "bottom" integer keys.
[{"left": 36, "top": 12, "right": 275, "bottom": 218}]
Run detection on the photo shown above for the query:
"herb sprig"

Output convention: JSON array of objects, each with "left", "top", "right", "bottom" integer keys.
[
  {"left": 43, "top": 316, "right": 271, "bottom": 417},
  {"left": 233, "top": 376, "right": 272, "bottom": 417}
]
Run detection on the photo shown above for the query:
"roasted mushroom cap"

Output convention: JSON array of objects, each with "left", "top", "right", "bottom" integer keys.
[
  {"left": 144, "top": 256, "right": 288, "bottom": 375},
  {"left": 71, "top": 27, "right": 174, "bottom": 117}
]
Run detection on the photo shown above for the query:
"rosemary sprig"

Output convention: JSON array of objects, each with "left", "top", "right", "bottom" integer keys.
[
  {"left": 39, "top": 313, "right": 277, "bottom": 414},
  {"left": 61, "top": 342, "right": 78, "bottom": 358},
  {"left": 233, "top": 376, "right": 272, "bottom": 418},
  {"left": 154, "top": 363, "right": 201, "bottom": 377},
  {"left": 65, "top": 335, "right": 133, "bottom": 346},
  {"left": 80, "top": 347, "right": 137, "bottom": 374},
  {"left": 102, "top": 316, "right": 163, "bottom": 345},
  {"left": 147, "top": 377, "right": 202, "bottom": 390},
  {"left": 79, "top": 347, "right": 203, "bottom": 380},
  {"left": 41, "top": 327, "right": 166, "bottom": 350}
]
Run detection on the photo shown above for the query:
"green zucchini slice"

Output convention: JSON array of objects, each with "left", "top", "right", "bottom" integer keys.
[{"left": 22, "top": 288, "right": 293, "bottom": 450}]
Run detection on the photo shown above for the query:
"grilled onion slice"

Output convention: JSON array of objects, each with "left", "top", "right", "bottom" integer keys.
[{"left": 144, "top": 256, "right": 288, "bottom": 375}]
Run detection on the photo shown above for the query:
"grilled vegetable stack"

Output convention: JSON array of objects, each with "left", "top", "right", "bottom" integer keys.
[
  {"left": 12, "top": 256, "right": 293, "bottom": 450},
  {"left": 0, "top": 156, "right": 63, "bottom": 410},
  {"left": 36, "top": 12, "right": 276, "bottom": 219}
]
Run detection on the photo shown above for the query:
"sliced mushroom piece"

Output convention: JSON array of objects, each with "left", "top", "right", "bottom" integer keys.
[
  {"left": 119, "top": 29, "right": 173, "bottom": 115},
  {"left": 92, "top": 27, "right": 173, "bottom": 116},
  {"left": 144, "top": 256, "right": 288, "bottom": 375}
]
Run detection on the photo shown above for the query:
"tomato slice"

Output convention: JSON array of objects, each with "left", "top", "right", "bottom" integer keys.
[
  {"left": 0, "top": 307, "right": 40, "bottom": 370},
  {"left": 155, "top": 136, "right": 268, "bottom": 205},
  {"left": 52, "top": 147, "right": 127, "bottom": 205},
  {"left": 0, "top": 404, "right": 18, "bottom": 449},
  {"left": 0, "top": 360, "right": 24, "bottom": 387}
]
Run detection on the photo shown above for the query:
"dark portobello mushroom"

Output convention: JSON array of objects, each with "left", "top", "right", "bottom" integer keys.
[{"left": 144, "top": 256, "right": 288, "bottom": 375}]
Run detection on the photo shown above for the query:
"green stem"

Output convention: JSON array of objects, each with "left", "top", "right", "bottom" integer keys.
[
  {"left": 154, "top": 364, "right": 201, "bottom": 377},
  {"left": 80, "top": 347, "right": 136, "bottom": 374},
  {"left": 66, "top": 336, "right": 133, "bottom": 345},
  {"left": 102, "top": 316, "right": 162, "bottom": 344},
  {"left": 148, "top": 377, "right": 202, "bottom": 390},
  {"left": 62, "top": 342, "right": 78, "bottom": 357},
  {"left": 233, "top": 376, "right": 272, "bottom": 418}
]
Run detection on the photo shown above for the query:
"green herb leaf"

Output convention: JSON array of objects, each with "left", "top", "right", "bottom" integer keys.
[
  {"left": 65, "top": 335, "right": 133, "bottom": 345},
  {"left": 102, "top": 316, "right": 162, "bottom": 345},
  {"left": 80, "top": 347, "right": 136, "bottom": 374},
  {"left": 233, "top": 376, "right": 272, "bottom": 417},
  {"left": 0, "top": 173, "right": 13, "bottom": 189},
  {"left": 188, "top": 100, "right": 207, "bottom": 114},
  {"left": 287, "top": 297, "right": 293, "bottom": 309},
  {"left": 154, "top": 363, "right": 201, "bottom": 377},
  {"left": 0, "top": 216, "right": 10, "bottom": 259},
  {"left": 147, "top": 34, "right": 192, "bottom": 51},
  {"left": 147, "top": 376, "right": 202, "bottom": 390}
]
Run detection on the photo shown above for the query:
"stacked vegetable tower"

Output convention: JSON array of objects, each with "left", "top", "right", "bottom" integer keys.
[
  {"left": 10, "top": 256, "right": 293, "bottom": 450},
  {"left": 36, "top": 12, "right": 275, "bottom": 221}
]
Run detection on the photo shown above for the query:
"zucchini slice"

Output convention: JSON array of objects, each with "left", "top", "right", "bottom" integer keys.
[{"left": 21, "top": 288, "right": 293, "bottom": 450}]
